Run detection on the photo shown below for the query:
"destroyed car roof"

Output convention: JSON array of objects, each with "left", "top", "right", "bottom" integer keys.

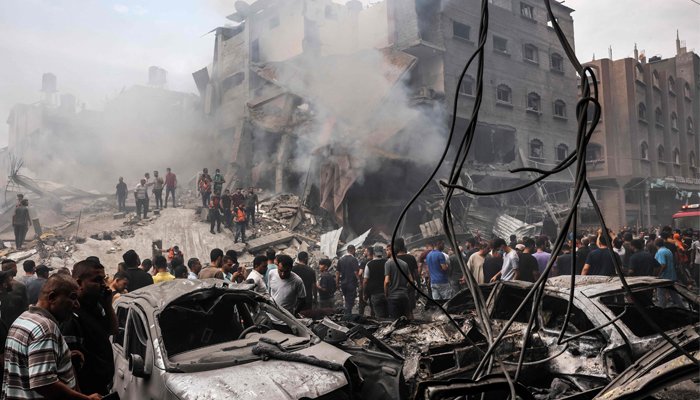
[
  {"left": 545, "top": 276, "right": 675, "bottom": 297},
  {"left": 120, "top": 279, "right": 262, "bottom": 310}
]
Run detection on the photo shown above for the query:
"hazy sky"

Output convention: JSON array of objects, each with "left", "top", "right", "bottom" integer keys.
[{"left": 1, "top": 0, "right": 698, "bottom": 146}]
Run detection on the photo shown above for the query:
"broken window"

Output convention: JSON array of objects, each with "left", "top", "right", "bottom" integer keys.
[
  {"left": 586, "top": 102, "right": 600, "bottom": 123},
  {"left": 491, "top": 286, "right": 534, "bottom": 323},
  {"left": 684, "top": 82, "right": 691, "bottom": 98},
  {"left": 251, "top": 39, "right": 260, "bottom": 63},
  {"left": 688, "top": 117, "right": 694, "bottom": 134},
  {"left": 523, "top": 45, "right": 538, "bottom": 63},
  {"left": 541, "top": 296, "right": 598, "bottom": 336},
  {"left": 554, "top": 99, "right": 566, "bottom": 117},
  {"left": 453, "top": 21, "right": 470, "bottom": 41},
  {"left": 640, "top": 142, "right": 649, "bottom": 160},
  {"left": 520, "top": 2, "right": 534, "bottom": 18},
  {"left": 671, "top": 112, "right": 678, "bottom": 129},
  {"left": 586, "top": 143, "right": 603, "bottom": 162},
  {"left": 530, "top": 139, "right": 543, "bottom": 159},
  {"left": 673, "top": 148, "right": 681, "bottom": 164},
  {"left": 635, "top": 64, "right": 645, "bottom": 83},
  {"left": 652, "top": 70, "right": 660, "bottom": 88},
  {"left": 127, "top": 312, "right": 148, "bottom": 359},
  {"left": 668, "top": 76, "right": 675, "bottom": 93},
  {"left": 113, "top": 306, "right": 128, "bottom": 348},
  {"left": 654, "top": 107, "right": 663, "bottom": 125},
  {"left": 496, "top": 84, "right": 511, "bottom": 103},
  {"left": 600, "top": 287, "right": 699, "bottom": 337},
  {"left": 221, "top": 72, "right": 245, "bottom": 92},
  {"left": 556, "top": 144, "right": 568, "bottom": 161},
  {"left": 638, "top": 103, "right": 647, "bottom": 121},
  {"left": 551, "top": 53, "right": 564, "bottom": 72},
  {"left": 690, "top": 151, "right": 696, "bottom": 168},
  {"left": 527, "top": 92, "right": 541, "bottom": 111},
  {"left": 459, "top": 74, "right": 475, "bottom": 96},
  {"left": 493, "top": 36, "right": 508, "bottom": 53},
  {"left": 546, "top": 13, "right": 558, "bottom": 28},
  {"left": 657, "top": 145, "right": 665, "bottom": 162}
]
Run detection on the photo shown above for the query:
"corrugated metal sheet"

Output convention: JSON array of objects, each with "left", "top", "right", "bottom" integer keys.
[
  {"left": 320, "top": 227, "right": 343, "bottom": 259},
  {"left": 492, "top": 214, "right": 527, "bottom": 240},
  {"left": 337, "top": 229, "right": 371, "bottom": 256},
  {"left": 463, "top": 204, "right": 500, "bottom": 240}
]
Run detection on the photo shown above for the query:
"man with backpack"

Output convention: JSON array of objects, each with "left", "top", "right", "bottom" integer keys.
[{"left": 234, "top": 204, "right": 247, "bottom": 243}]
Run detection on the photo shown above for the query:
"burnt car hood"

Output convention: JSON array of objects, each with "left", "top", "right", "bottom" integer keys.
[
  {"left": 164, "top": 342, "right": 351, "bottom": 399},
  {"left": 594, "top": 326, "right": 700, "bottom": 400}
]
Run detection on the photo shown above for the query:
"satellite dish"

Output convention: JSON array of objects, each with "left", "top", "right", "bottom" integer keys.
[{"left": 235, "top": 1, "right": 250, "bottom": 13}]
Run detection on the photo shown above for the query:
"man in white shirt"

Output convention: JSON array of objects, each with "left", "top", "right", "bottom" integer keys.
[
  {"left": 467, "top": 243, "right": 491, "bottom": 284},
  {"left": 246, "top": 255, "right": 270, "bottom": 297},
  {"left": 490, "top": 238, "right": 519, "bottom": 282},
  {"left": 133, "top": 178, "right": 149, "bottom": 219},
  {"left": 267, "top": 254, "right": 306, "bottom": 334}
]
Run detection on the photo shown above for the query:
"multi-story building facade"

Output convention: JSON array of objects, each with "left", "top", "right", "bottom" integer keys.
[{"left": 580, "top": 34, "right": 699, "bottom": 230}]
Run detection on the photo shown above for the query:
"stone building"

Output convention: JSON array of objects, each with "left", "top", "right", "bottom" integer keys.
[{"left": 580, "top": 34, "right": 700, "bottom": 230}]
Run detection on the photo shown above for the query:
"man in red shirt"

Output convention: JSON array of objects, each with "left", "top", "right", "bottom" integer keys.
[
  {"left": 231, "top": 188, "right": 246, "bottom": 209},
  {"left": 164, "top": 168, "right": 177, "bottom": 208},
  {"left": 209, "top": 190, "right": 223, "bottom": 234}
]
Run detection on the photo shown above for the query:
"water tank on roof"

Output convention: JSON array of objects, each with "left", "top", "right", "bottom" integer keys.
[
  {"left": 41, "top": 73, "right": 57, "bottom": 93},
  {"left": 148, "top": 66, "right": 168, "bottom": 87}
]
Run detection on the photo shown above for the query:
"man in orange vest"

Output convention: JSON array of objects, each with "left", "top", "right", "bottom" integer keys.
[
  {"left": 157, "top": 245, "right": 184, "bottom": 271},
  {"left": 234, "top": 204, "right": 247, "bottom": 244},
  {"left": 198, "top": 168, "right": 212, "bottom": 208}
]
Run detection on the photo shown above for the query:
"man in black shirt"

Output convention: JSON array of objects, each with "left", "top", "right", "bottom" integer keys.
[
  {"left": 221, "top": 189, "right": 233, "bottom": 229},
  {"left": 292, "top": 252, "right": 316, "bottom": 311},
  {"left": 575, "top": 238, "right": 591, "bottom": 274},
  {"left": 12, "top": 199, "right": 31, "bottom": 249},
  {"left": 395, "top": 238, "right": 419, "bottom": 319},
  {"left": 483, "top": 249, "right": 503, "bottom": 283},
  {"left": 362, "top": 245, "right": 389, "bottom": 318},
  {"left": 115, "top": 177, "right": 127, "bottom": 212},
  {"left": 628, "top": 239, "right": 658, "bottom": 276},
  {"left": 61, "top": 260, "right": 118, "bottom": 395},
  {"left": 0, "top": 270, "right": 24, "bottom": 384},
  {"left": 518, "top": 239, "right": 540, "bottom": 282},
  {"left": 553, "top": 244, "right": 574, "bottom": 277},
  {"left": 582, "top": 232, "right": 621, "bottom": 276},
  {"left": 122, "top": 249, "right": 153, "bottom": 292},
  {"left": 622, "top": 232, "right": 633, "bottom": 273}
]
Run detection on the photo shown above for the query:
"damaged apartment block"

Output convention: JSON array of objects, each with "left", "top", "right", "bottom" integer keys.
[{"left": 194, "top": 0, "right": 580, "bottom": 241}]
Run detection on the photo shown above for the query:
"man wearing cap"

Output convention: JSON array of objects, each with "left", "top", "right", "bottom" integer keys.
[
  {"left": 60, "top": 260, "right": 118, "bottom": 396},
  {"left": 27, "top": 265, "right": 53, "bottom": 306},
  {"left": 16, "top": 260, "right": 36, "bottom": 285},
  {"left": 362, "top": 245, "right": 389, "bottom": 318}
]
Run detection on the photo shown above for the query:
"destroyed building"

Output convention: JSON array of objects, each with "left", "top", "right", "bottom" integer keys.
[
  {"left": 580, "top": 34, "right": 700, "bottom": 230},
  {"left": 199, "top": 0, "right": 581, "bottom": 240}
]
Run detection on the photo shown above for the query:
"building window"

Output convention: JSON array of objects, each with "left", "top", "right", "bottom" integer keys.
[
  {"left": 554, "top": 100, "right": 566, "bottom": 118},
  {"left": 638, "top": 103, "right": 646, "bottom": 121},
  {"left": 586, "top": 143, "right": 603, "bottom": 162},
  {"left": 640, "top": 142, "right": 649, "bottom": 160},
  {"left": 493, "top": 36, "right": 508, "bottom": 53},
  {"left": 668, "top": 76, "right": 675, "bottom": 93},
  {"left": 520, "top": 2, "right": 534, "bottom": 19},
  {"left": 673, "top": 148, "right": 681, "bottom": 165},
  {"left": 635, "top": 64, "right": 644, "bottom": 84},
  {"left": 530, "top": 139, "right": 544, "bottom": 159},
  {"left": 587, "top": 102, "right": 599, "bottom": 123},
  {"left": 654, "top": 107, "right": 663, "bottom": 125},
  {"left": 657, "top": 145, "right": 665, "bottom": 162},
  {"left": 527, "top": 92, "right": 541, "bottom": 111},
  {"left": 546, "top": 14, "right": 558, "bottom": 28},
  {"left": 523, "top": 44, "right": 538, "bottom": 63},
  {"left": 671, "top": 112, "right": 678, "bottom": 129},
  {"left": 251, "top": 39, "right": 260, "bottom": 63},
  {"left": 551, "top": 53, "right": 564, "bottom": 72},
  {"left": 684, "top": 83, "right": 691, "bottom": 99},
  {"left": 652, "top": 70, "right": 660, "bottom": 88},
  {"left": 688, "top": 117, "right": 695, "bottom": 134},
  {"left": 556, "top": 144, "right": 568, "bottom": 161},
  {"left": 497, "top": 84, "right": 512, "bottom": 103},
  {"left": 459, "top": 75, "right": 475, "bottom": 96},
  {"left": 690, "top": 152, "right": 696, "bottom": 168},
  {"left": 453, "top": 21, "right": 470, "bottom": 41}
]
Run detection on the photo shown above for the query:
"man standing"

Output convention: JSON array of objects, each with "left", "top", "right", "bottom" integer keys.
[
  {"left": 628, "top": 239, "right": 657, "bottom": 277},
  {"left": 246, "top": 187, "right": 259, "bottom": 227},
  {"left": 134, "top": 178, "right": 149, "bottom": 219},
  {"left": 384, "top": 244, "right": 412, "bottom": 319},
  {"left": 0, "top": 270, "right": 25, "bottom": 369},
  {"left": 60, "top": 260, "right": 118, "bottom": 396},
  {"left": 27, "top": 265, "right": 53, "bottom": 306},
  {"left": 15, "top": 261, "right": 36, "bottom": 286},
  {"left": 231, "top": 188, "right": 246, "bottom": 210},
  {"left": 173, "top": 265, "right": 189, "bottom": 279},
  {"left": 152, "top": 171, "right": 164, "bottom": 210},
  {"left": 234, "top": 204, "right": 247, "bottom": 243},
  {"left": 12, "top": 199, "right": 31, "bottom": 249},
  {"left": 122, "top": 250, "right": 153, "bottom": 292},
  {"left": 187, "top": 258, "right": 202, "bottom": 279},
  {"left": 292, "top": 252, "right": 316, "bottom": 311},
  {"left": 2, "top": 260, "right": 28, "bottom": 310},
  {"left": 532, "top": 237, "right": 551, "bottom": 278},
  {"left": 490, "top": 239, "right": 519, "bottom": 282},
  {"left": 221, "top": 189, "right": 233, "bottom": 229},
  {"left": 553, "top": 244, "right": 573, "bottom": 277},
  {"left": 582, "top": 231, "right": 621, "bottom": 276},
  {"left": 316, "top": 259, "right": 335, "bottom": 309},
  {"left": 3, "top": 275, "right": 102, "bottom": 400},
  {"left": 576, "top": 237, "right": 591, "bottom": 274},
  {"left": 518, "top": 239, "right": 540, "bottom": 282},
  {"left": 212, "top": 169, "right": 226, "bottom": 195},
  {"left": 466, "top": 243, "right": 491, "bottom": 284},
  {"left": 622, "top": 232, "right": 633, "bottom": 273},
  {"left": 395, "top": 238, "right": 418, "bottom": 319},
  {"left": 267, "top": 255, "right": 306, "bottom": 333},
  {"left": 109, "top": 271, "right": 130, "bottom": 303},
  {"left": 152, "top": 256, "right": 175, "bottom": 283},
  {"left": 246, "top": 256, "right": 270, "bottom": 297},
  {"left": 198, "top": 168, "right": 212, "bottom": 209},
  {"left": 264, "top": 248, "right": 278, "bottom": 288},
  {"left": 198, "top": 249, "right": 225, "bottom": 279},
  {"left": 164, "top": 167, "right": 177, "bottom": 208},
  {"left": 654, "top": 238, "right": 685, "bottom": 308},
  {"left": 115, "top": 177, "right": 127, "bottom": 212},
  {"left": 209, "top": 190, "right": 223, "bottom": 235},
  {"left": 426, "top": 240, "right": 451, "bottom": 300},
  {"left": 363, "top": 245, "right": 389, "bottom": 318},
  {"left": 336, "top": 245, "right": 360, "bottom": 314},
  {"left": 483, "top": 248, "right": 503, "bottom": 283}
]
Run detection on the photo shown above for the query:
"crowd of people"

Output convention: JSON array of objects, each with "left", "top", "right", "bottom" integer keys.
[
  {"left": 115, "top": 168, "right": 178, "bottom": 217},
  {"left": 196, "top": 168, "right": 259, "bottom": 239}
]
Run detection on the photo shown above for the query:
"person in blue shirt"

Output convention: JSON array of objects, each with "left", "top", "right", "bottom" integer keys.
[
  {"left": 654, "top": 238, "right": 686, "bottom": 308},
  {"left": 426, "top": 239, "right": 451, "bottom": 300}
]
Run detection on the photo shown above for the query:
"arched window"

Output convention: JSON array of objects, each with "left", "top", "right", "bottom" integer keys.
[
  {"left": 671, "top": 112, "right": 678, "bottom": 129},
  {"left": 527, "top": 92, "right": 541, "bottom": 111},
  {"left": 530, "top": 139, "right": 544, "bottom": 159},
  {"left": 654, "top": 107, "right": 663, "bottom": 125},
  {"left": 657, "top": 145, "right": 665, "bottom": 162},
  {"left": 638, "top": 103, "right": 647, "bottom": 121},
  {"left": 556, "top": 144, "right": 568, "bottom": 161},
  {"left": 523, "top": 44, "right": 539, "bottom": 63},
  {"left": 640, "top": 142, "right": 649, "bottom": 160},
  {"left": 551, "top": 53, "right": 564, "bottom": 72},
  {"left": 497, "top": 84, "right": 512, "bottom": 104},
  {"left": 652, "top": 70, "right": 660, "bottom": 88},
  {"left": 635, "top": 64, "right": 644, "bottom": 83},
  {"left": 459, "top": 74, "right": 475, "bottom": 96},
  {"left": 553, "top": 100, "right": 566, "bottom": 118},
  {"left": 684, "top": 83, "right": 692, "bottom": 98},
  {"left": 668, "top": 76, "right": 675, "bottom": 93},
  {"left": 690, "top": 151, "right": 696, "bottom": 168},
  {"left": 586, "top": 143, "right": 604, "bottom": 161},
  {"left": 673, "top": 148, "right": 681, "bottom": 164},
  {"left": 688, "top": 117, "right": 695, "bottom": 134}
]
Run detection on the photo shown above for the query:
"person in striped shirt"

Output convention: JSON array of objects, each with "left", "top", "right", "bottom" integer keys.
[{"left": 1, "top": 274, "right": 100, "bottom": 400}]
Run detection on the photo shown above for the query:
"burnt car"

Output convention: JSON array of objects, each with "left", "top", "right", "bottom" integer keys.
[{"left": 110, "top": 279, "right": 374, "bottom": 400}]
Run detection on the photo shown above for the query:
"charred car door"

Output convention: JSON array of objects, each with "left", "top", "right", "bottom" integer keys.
[{"left": 112, "top": 305, "right": 160, "bottom": 399}]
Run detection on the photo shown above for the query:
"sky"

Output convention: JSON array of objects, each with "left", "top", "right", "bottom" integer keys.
[{"left": 0, "top": 0, "right": 698, "bottom": 146}]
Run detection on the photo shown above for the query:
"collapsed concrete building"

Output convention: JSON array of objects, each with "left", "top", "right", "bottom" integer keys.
[{"left": 198, "top": 0, "right": 581, "bottom": 241}]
